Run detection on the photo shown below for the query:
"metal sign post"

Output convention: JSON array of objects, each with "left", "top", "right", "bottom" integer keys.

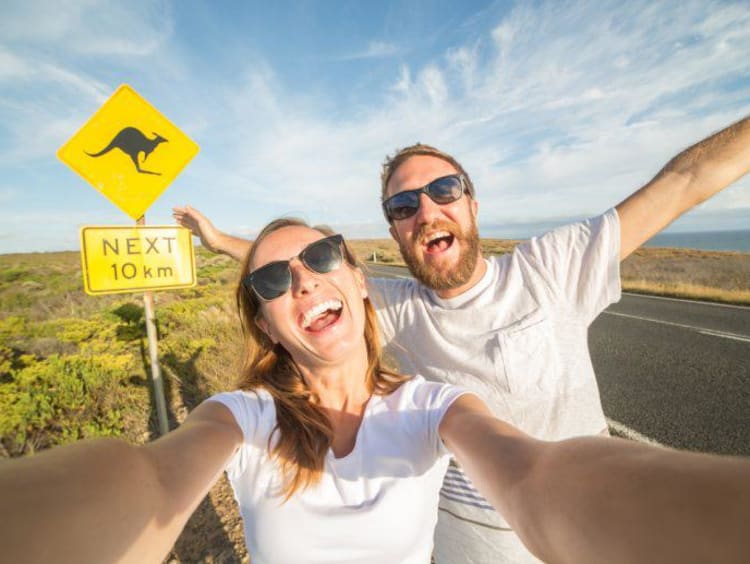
[{"left": 138, "top": 216, "right": 169, "bottom": 436}]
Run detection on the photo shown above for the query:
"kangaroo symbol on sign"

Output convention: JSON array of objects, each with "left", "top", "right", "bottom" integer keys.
[{"left": 86, "top": 127, "right": 168, "bottom": 176}]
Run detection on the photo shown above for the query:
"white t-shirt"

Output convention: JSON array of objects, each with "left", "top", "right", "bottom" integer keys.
[
  {"left": 369, "top": 209, "right": 622, "bottom": 563},
  {"left": 208, "top": 376, "right": 468, "bottom": 564}
]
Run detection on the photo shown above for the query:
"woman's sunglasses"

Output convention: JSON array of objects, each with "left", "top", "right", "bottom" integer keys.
[
  {"left": 382, "top": 174, "right": 469, "bottom": 221},
  {"left": 243, "top": 234, "right": 348, "bottom": 301}
]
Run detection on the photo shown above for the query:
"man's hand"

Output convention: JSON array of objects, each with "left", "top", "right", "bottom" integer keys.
[
  {"left": 172, "top": 205, "right": 252, "bottom": 261},
  {"left": 616, "top": 114, "right": 750, "bottom": 260}
]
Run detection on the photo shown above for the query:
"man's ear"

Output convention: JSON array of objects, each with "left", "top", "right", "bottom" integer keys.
[{"left": 255, "top": 315, "right": 278, "bottom": 344}]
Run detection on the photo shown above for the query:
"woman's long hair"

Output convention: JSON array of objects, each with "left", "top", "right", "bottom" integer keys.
[{"left": 235, "top": 218, "right": 408, "bottom": 499}]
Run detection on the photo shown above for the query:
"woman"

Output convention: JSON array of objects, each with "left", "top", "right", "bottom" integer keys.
[{"left": 1, "top": 219, "right": 749, "bottom": 564}]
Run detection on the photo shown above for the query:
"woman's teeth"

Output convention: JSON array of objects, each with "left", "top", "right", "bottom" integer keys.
[{"left": 302, "top": 299, "right": 343, "bottom": 329}]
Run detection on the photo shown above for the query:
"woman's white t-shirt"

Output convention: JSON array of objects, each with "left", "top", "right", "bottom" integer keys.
[{"left": 208, "top": 376, "right": 468, "bottom": 564}]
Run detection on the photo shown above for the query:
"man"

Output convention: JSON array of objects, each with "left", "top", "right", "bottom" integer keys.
[{"left": 174, "top": 114, "right": 750, "bottom": 562}]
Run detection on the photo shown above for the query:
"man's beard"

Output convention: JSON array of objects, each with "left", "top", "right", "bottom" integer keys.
[{"left": 398, "top": 217, "right": 480, "bottom": 291}]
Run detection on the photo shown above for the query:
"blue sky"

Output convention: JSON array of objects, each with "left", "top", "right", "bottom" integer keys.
[{"left": 1, "top": 0, "right": 749, "bottom": 253}]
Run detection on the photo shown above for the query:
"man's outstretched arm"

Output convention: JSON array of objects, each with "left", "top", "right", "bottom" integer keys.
[
  {"left": 173, "top": 205, "right": 252, "bottom": 262},
  {"left": 616, "top": 114, "right": 750, "bottom": 260}
]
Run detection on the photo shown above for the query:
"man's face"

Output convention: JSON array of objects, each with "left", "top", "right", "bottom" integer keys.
[{"left": 385, "top": 155, "right": 481, "bottom": 293}]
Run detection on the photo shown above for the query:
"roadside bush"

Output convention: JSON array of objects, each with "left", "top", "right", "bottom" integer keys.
[{"left": 0, "top": 352, "right": 139, "bottom": 456}]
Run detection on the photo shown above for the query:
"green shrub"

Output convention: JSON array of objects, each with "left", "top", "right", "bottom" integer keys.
[{"left": 0, "top": 352, "right": 138, "bottom": 456}]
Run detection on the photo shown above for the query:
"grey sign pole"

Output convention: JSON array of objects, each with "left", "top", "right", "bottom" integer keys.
[{"left": 138, "top": 215, "right": 169, "bottom": 436}]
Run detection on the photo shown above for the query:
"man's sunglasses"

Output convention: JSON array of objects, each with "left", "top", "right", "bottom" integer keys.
[
  {"left": 242, "top": 234, "right": 348, "bottom": 301},
  {"left": 382, "top": 174, "right": 470, "bottom": 221}
]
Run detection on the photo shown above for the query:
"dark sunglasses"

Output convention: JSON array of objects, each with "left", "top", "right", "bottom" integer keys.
[
  {"left": 382, "top": 174, "right": 469, "bottom": 221},
  {"left": 243, "top": 234, "right": 348, "bottom": 301}
]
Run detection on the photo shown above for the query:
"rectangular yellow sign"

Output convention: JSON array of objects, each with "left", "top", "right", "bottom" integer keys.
[
  {"left": 80, "top": 226, "right": 196, "bottom": 295},
  {"left": 58, "top": 85, "right": 199, "bottom": 220}
]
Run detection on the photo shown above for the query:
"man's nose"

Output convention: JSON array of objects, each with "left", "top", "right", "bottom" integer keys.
[{"left": 413, "top": 192, "right": 442, "bottom": 225}]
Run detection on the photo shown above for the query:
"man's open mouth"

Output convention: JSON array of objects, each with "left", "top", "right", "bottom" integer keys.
[{"left": 422, "top": 231, "right": 455, "bottom": 254}]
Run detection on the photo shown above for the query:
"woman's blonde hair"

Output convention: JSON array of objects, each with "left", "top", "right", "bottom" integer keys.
[{"left": 235, "top": 217, "right": 407, "bottom": 499}]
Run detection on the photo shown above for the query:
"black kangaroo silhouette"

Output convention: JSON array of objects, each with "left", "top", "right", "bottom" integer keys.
[{"left": 86, "top": 127, "right": 168, "bottom": 176}]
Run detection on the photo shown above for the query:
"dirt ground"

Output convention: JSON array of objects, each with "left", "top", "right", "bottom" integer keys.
[{"left": 167, "top": 476, "right": 248, "bottom": 563}]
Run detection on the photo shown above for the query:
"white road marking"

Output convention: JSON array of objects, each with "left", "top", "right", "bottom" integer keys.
[
  {"left": 623, "top": 291, "right": 750, "bottom": 310},
  {"left": 697, "top": 328, "right": 750, "bottom": 343},
  {"left": 604, "top": 311, "right": 750, "bottom": 343},
  {"left": 606, "top": 417, "right": 665, "bottom": 447},
  {"left": 366, "top": 266, "right": 411, "bottom": 279}
]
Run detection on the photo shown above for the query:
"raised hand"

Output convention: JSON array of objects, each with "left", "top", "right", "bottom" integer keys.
[{"left": 172, "top": 206, "right": 252, "bottom": 261}]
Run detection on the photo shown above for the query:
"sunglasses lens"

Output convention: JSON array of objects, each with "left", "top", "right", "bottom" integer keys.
[
  {"left": 246, "top": 235, "right": 346, "bottom": 301},
  {"left": 427, "top": 175, "right": 463, "bottom": 203},
  {"left": 385, "top": 191, "right": 420, "bottom": 220},
  {"left": 250, "top": 261, "right": 292, "bottom": 300},
  {"left": 383, "top": 175, "right": 464, "bottom": 221},
  {"left": 303, "top": 236, "right": 344, "bottom": 273}
]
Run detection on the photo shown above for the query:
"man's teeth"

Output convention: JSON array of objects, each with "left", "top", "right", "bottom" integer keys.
[
  {"left": 302, "top": 299, "right": 343, "bottom": 329},
  {"left": 424, "top": 231, "right": 451, "bottom": 245}
]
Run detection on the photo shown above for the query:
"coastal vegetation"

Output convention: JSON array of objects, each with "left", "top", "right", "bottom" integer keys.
[{"left": 1, "top": 241, "right": 747, "bottom": 561}]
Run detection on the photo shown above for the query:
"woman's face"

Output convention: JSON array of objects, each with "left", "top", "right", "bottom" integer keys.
[{"left": 250, "top": 225, "right": 369, "bottom": 369}]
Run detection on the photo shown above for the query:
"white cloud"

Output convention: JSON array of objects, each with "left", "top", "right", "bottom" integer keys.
[
  {"left": 0, "top": 1, "right": 174, "bottom": 168},
  {"left": 2, "top": 0, "right": 750, "bottom": 252},
  {"left": 0, "top": 48, "right": 32, "bottom": 80},
  {"left": 1, "top": 0, "right": 172, "bottom": 57},
  {"left": 338, "top": 41, "right": 400, "bottom": 61},
  {"left": 196, "top": 0, "right": 750, "bottom": 240}
]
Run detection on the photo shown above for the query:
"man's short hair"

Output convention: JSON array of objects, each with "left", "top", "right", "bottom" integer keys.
[{"left": 380, "top": 143, "right": 476, "bottom": 204}]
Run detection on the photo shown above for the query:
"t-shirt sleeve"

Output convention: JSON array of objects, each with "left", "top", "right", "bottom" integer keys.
[
  {"left": 366, "top": 277, "right": 396, "bottom": 343},
  {"left": 409, "top": 378, "right": 474, "bottom": 457},
  {"left": 366, "top": 276, "right": 418, "bottom": 346},
  {"left": 516, "top": 208, "right": 622, "bottom": 322},
  {"left": 205, "top": 390, "right": 275, "bottom": 476}
]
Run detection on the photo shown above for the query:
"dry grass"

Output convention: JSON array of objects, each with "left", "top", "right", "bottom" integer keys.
[
  {"left": 619, "top": 247, "right": 750, "bottom": 305},
  {"left": 621, "top": 280, "right": 750, "bottom": 303},
  {"left": 348, "top": 239, "right": 750, "bottom": 305}
]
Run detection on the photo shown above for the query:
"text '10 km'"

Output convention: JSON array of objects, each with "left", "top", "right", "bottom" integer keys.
[{"left": 110, "top": 262, "right": 175, "bottom": 281}]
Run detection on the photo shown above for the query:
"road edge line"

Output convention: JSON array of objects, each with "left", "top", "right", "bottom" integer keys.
[{"left": 606, "top": 417, "right": 665, "bottom": 447}]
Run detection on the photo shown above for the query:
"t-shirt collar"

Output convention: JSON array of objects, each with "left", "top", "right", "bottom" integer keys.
[{"left": 427, "top": 258, "right": 495, "bottom": 308}]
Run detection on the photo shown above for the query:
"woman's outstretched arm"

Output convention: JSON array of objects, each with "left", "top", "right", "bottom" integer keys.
[
  {"left": 440, "top": 394, "right": 750, "bottom": 564},
  {"left": 0, "top": 401, "right": 242, "bottom": 564}
]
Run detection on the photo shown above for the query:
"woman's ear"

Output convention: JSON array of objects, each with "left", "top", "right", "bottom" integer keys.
[
  {"left": 354, "top": 267, "right": 367, "bottom": 298},
  {"left": 255, "top": 315, "right": 278, "bottom": 344}
]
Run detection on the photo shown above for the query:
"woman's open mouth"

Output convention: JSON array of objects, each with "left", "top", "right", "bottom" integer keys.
[{"left": 301, "top": 299, "right": 343, "bottom": 332}]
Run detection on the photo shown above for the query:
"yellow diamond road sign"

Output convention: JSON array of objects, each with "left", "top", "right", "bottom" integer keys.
[
  {"left": 80, "top": 226, "right": 196, "bottom": 295},
  {"left": 58, "top": 84, "right": 199, "bottom": 220}
]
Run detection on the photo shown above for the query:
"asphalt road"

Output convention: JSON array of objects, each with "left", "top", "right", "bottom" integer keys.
[
  {"left": 591, "top": 294, "right": 749, "bottom": 456},
  {"left": 364, "top": 263, "right": 750, "bottom": 456}
]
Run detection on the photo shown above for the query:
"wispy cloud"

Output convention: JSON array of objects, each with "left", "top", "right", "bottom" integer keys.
[
  {"left": 0, "top": 0, "right": 174, "bottom": 167},
  {"left": 335, "top": 40, "right": 401, "bottom": 61},
  {"left": 198, "top": 0, "right": 750, "bottom": 236},
  {"left": 1, "top": 0, "right": 172, "bottom": 57},
  {"left": 1, "top": 0, "right": 749, "bottom": 253}
]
